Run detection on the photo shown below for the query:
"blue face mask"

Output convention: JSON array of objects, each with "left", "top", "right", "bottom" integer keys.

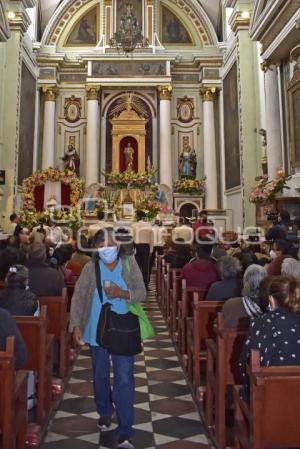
[{"left": 98, "top": 246, "right": 118, "bottom": 264}]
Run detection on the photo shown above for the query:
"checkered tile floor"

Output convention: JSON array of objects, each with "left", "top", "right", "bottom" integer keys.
[{"left": 41, "top": 282, "right": 211, "bottom": 449}]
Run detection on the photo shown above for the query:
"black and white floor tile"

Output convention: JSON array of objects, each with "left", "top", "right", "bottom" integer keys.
[{"left": 41, "top": 283, "right": 211, "bottom": 449}]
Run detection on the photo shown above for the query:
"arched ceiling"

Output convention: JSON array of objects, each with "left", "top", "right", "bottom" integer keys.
[{"left": 39, "top": 0, "right": 221, "bottom": 35}]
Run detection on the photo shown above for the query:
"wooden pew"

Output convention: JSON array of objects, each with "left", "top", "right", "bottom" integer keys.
[
  {"left": 15, "top": 306, "right": 54, "bottom": 426},
  {"left": 155, "top": 253, "right": 164, "bottom": 304},
  {"left": 186, "top": 296, "right": 224, "bottom": 390},
  {"left": 233, "top": 349, "right": 300, "bottom": 449},
  {"left": 170, "top": 268, "right": 182, "bottom": 335},
  {"left": 0, "top": 336, "right": 28, "bottom": 449},
  {"left": 159, "top": 258, "right": 167, "bottom": 311},
  {"left": 205, "top": 313, "right": 249, "bottom": 449},
  {"left": 177, "top": 280, "right": 206, "bottom": 356},
  {"left": 161, "top": 262, "right": 172, "bottom": 319},
  {"left": 38, "top": 289, "right": 69, "bottom": 379}
]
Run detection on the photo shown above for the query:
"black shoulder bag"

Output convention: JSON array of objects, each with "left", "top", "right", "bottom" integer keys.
[{"left": 95, "top": 260, "right": 142, "bottom": 356}]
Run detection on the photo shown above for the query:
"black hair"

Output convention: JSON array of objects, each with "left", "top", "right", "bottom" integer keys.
[
  {"left": 274, "top": 239, "right": 290, "bottom": 255},
  {"left": 93, "top": 228, "right": 114, "bottom": 247},
  {"left": 196, "top": 240, "right": 214, "bottom": 258},
  {"left": 9, "top": 213, "right": 17, "bottom": 222},
  {"left": 279, "top": 209, "right": 290, "bottom": 222}
]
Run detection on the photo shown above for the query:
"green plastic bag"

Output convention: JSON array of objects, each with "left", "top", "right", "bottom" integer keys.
[{"left": 128, "top": 303, "right": 155, "bottom": 341}]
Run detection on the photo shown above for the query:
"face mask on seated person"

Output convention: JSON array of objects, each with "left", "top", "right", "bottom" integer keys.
[{"left": 98, "top": 246, "right": 118, "bottom": 264}]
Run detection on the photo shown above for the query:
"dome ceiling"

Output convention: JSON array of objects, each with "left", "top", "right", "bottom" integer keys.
[{"left": 39, "top": 0, "right": 221, "bottom": 35}]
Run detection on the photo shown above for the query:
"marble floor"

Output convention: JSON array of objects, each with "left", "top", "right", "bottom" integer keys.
[{"left": 41, "top": 284, "right": 211, "bottom": 449}]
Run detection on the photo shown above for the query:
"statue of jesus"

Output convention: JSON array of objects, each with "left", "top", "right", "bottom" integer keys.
[{"left": 124, "top": 142, "right": 134, "bottom": 171}]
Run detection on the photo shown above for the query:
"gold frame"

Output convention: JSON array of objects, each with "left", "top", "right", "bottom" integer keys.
[
  {"left": 64, "top": 5, "right": 100, "bottom": 48},
  {"left": 160, "top": 4, "right": 195, "bottom": 47},
  {"left": 110, "top": 108, "right": 148, "bottom": 173},
  {"left": 288, "top": 78, "right": 300, "bottom": 169}
]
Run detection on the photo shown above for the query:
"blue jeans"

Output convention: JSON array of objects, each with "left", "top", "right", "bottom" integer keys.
[{"left": 90, "top": 345, "right": 135, "bottom": 438}]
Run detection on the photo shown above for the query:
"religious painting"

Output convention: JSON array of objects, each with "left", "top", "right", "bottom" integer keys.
[
  {"left": 92, "top": 61, "right": 166, "bottom": 77},
  {"left": 18, "top": 62, "right": 36, "bottom": 185},
  {"left": 289, "top": 80, "right": 300, "bottom": 168},
  {"left": 65, "top": 6, "right": 99, "bottom": 46},
  {"left": 116, "top": 0, "right": 143, "bottom": 34},
  {"left": 161, "top": 5, "right": 193, "bottom": 45},
  {"left": 223, "top": 62, "right": 241, "bottom": 190}
]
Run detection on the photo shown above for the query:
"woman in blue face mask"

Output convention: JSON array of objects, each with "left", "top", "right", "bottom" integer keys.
[{"left": 69, "top": 227, "right": 146, "bottom": 449}]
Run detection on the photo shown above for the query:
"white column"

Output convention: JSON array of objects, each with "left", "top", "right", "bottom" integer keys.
[
  {"left": 42, "top": 87, "right": 57, "bottom": 169},
  {"left": 86, "top": 86, "right": 100, "bottom": 186},
  {"left": 201, "top": 87, "right": 218, "bottom": 210},
  {"left": 264, "top": 64, "right": 283, "bottom": 178},
  {"left": 158, "top": 86, "right": 172, "bottom": 187},
  {"left": 32, "top": 87, "right": 40, "bottom": 172}
]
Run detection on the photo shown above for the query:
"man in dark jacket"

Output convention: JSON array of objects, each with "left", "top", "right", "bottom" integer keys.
[{"left": 27, "top": 242, "right": 65, "bottom": 296}]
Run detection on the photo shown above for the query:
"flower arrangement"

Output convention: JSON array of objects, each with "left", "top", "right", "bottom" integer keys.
[
  {"left": 135, "top": 195, "right": 161, "bottom": 221},
  {"left": 173, "top": 178, "right": 206, "bottom": 195},
  {"left": 249, "top": 170, "right": 291, "bottom": 204},
  {"left": 22, "top": 167, "right": 84, "bottom": 211},
  {"left": 19, "top": 207, "right": 82, "bottom": 231},
  {"left": 103, "top": 168, "right": 156, "bottom": 190}
]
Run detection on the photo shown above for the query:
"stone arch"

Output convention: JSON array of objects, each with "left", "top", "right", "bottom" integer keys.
[{"left": 41, "top": 0, "right": 217, "bottom": 49}]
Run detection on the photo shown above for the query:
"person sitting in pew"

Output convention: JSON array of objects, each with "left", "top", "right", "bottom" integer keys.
[
  {"left": 181, "top": 241, "right": 219, "bottom": 292},
  {"left": 222, "top": 264, "right": 268, "bottom": 327},
  {"left": 68, "top": 235, "right": 91, "bottom": 275},
  {"left": 27, "top": 242, "right": 65, "bottom": 296},
  {"left": 0, "top": 246, "right": 27, "bottom": 281},
  {"left": 0, "top": 265, "right": 39, "bottom": 316},
  {"left": 206, "top": 256, "right": 242, "bottom": 300},
  {"left": 239, "top": 277, "right": 300, "bottom": 397},
  {"left": 164, "top": 239, "right": 193, "bottom": 269},
  {"left": 50, "top": 245, "right": 77, "bottom": 284},
  {"left": 0, "top": 307, "right": 27, "bottom": 368},
  {"left": 281, "top": 257, "right": 300, "bottom": 280}
]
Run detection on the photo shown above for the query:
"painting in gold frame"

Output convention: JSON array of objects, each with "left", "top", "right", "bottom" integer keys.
[
  {"left": 64, "top": 6, "right": 99, "bottom": 47},
  {"left": 160, "top": 5, "right": 193, "bottom": 46},
  {"left": 289, "top": 79, "right": 300, "bottom": 169}
]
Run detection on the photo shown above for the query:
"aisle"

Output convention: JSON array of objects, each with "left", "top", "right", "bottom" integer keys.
[{"left": 42, "top": 284, "right": 210, "bottom": 449}]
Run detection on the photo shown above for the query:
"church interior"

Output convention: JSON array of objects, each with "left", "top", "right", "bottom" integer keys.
[{"left": 0, "top": 0, "right": 300, "bottom": 448}]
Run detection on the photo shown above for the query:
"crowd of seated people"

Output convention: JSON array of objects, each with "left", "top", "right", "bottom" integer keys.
[{"left": 160, "top": 208, "right": 300, "bottom": 393}]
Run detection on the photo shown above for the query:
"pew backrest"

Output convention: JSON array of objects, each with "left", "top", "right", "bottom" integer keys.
[{"left": 249, "top": 349, "right": 300, "bottom": 447}]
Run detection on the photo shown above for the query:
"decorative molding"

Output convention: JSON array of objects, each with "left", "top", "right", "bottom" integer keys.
[
  {"left": 8, "top": 10, "right": 31, "bottom": 34},
  {"left": 289, "top": 44, "right": 300, "bottom": 86},
  {"left": 64, "top": 96, "right": 82, "bottom": 123},
  {"left": 86, "top": 85, "right": 100, "bottom": 101},
  {"left": 229, "top": 10, "right": 252, "bottom": 34},
  {"left": 41, "top": 86, "right": 58, "bottom": 101},
  {"left": 158, "top": 85, "right": 172, "bottom": 101},
  {"left": 176, "top": 96, "right": 194, "bottom": 123},
  {"left": 199, "top": 87, "right": 217, "bottom": 102},
  {"left": 43, "top": 0, "right": 91, "bottom": 46}
]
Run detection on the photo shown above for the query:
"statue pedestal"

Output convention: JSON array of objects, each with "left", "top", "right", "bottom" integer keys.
[{"left": 173, "top": 193, "right": 204, "bottom": 216}]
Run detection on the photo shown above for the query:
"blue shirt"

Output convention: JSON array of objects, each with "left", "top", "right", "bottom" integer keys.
[{"left": 83, "top": 259, "right": 129, "bottom": 346}]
